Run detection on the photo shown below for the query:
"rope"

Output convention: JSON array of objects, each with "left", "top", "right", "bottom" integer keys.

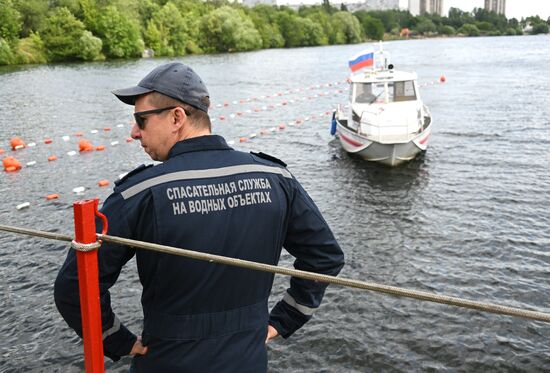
[{"left": 1, "top": 223, "right": 549, "bottom": 323}]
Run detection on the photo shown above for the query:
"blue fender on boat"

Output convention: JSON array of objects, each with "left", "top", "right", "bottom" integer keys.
[{"left": 330, "top": 111, "right": 337, "bottom": 135}]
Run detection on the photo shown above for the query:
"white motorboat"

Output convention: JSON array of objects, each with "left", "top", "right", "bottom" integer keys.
[{"left": 332, "top": 45, "right": 432, "bottom": 167}]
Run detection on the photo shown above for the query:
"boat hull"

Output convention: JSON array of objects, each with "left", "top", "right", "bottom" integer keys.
[{"left": 336, "top": 119, "right": 431, "bottom": 167}]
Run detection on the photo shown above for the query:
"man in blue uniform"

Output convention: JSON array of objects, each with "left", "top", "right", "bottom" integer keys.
[{"left": 54, "top": 62, "right": 344, "bottom": 372}]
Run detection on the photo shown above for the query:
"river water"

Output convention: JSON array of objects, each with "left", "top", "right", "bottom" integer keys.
[{"left": 0, "top": 35, "right": 549, "bottom": 372}]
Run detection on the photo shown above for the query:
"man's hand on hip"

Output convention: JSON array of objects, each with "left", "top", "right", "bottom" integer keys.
[
  {"left": 265, "top": 325, "right": 279, "bottom": 344},
  {"left": 129, "top": 336, "right": 148, "bottom": 356}
]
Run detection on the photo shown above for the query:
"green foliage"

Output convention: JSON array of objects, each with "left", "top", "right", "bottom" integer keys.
[
  {"left": 144, "top": 2, "right": 196, "bottom": 56},
  {"left": 90, "top": 5, "right": 143, "bottom": 58},
  {"left": 248, "top": 7, "right": 285, "bottom": 48},
  {"left": 300, "top": 7, "right": 331, "bottom": 45},
  {"left": 475, "top": 21, "right": 494, "bottom": 32},
  {"left": 330, "top": 11, "right": 362, "bottom": 44},
  {"left": 199, "top": 6, "right": 262, "bottom": 53},
  {"left": 50, "top": 0, "right": 81, "bottom": 17},
  {"left": 78, "top": 30, "right": 104, "bottom": 60},
  {"left": 364, "top": 10, "right": 398, "bottom": 32},
  {"left": 531, "top": 23, "right": 549, "bottom": 35},
  {"left": 0, "top": 0, "right": 23, "bottom": 44},
  {"left": 40, "top": 7, "right": 101, "bottom": 61},
  {"left": 416, "top": 17, "right": 437, "bottom": 35},
  {"left": 458, "top": 23, "right": 480, "bottom": 36},
  {"left": 13, "top": 32, "right": 47, "bottom": 64},
  {"left": 13, "top": 0, "right": 49, "bottom": 37},
  {"left": 0, "top": 37, "right": 15, "bottom": 65},
  {"left": 277, "top": 11, "right": 325, "bottom": 47},
  {"left": 438, "top": 25, "right": 455, "bottom": 35},
  {"left": 505, "top": 27, "right": 517, "bottom": 36},
  {"left": 1, "top": 0, "right": 548, "bottom": 66},
  {"left": 473, "top": 7, "right": 507, "bottom": 32},
  {"left": 356, "top": 14, "right": 384, "bottom": 40},
  {"left": 321, "top": 0, "right": 337, "bottom": 15},
  {"left": 446, "top": 7, "right": 474, "bottom": 29}
]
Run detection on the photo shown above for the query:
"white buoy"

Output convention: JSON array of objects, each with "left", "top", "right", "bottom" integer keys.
[
  {"left": 62, "top": 135, "right": 70, "bottom": 142},
  {"left": 117, "top": 124, "right": 124, "bottom": 128},
  {"left": 26, "top": 161, "right": 37, "bottom": 166},
  {"left": 227, "top": 140, "right": 235, "bottom": 145},
  {"left": 110, "top": 141, "right": 119, "bottom": 146},
  {"left": 91, "top": 129, "right": 98, "bottom": 134},
  {"left": 16, "top": 202, "right": 30, "bottom": 210},
  {"left": 27, "top": 142, "right": 37, "bottom": 147},
  {"left": 67, "top": 151, "right": 77, "bottom": 156},
  {"left": 249, "top": 133, "right": 257, "bottom": 139},
  {"left": 72, "top": 186, "right": 85, "bottom": 194}
]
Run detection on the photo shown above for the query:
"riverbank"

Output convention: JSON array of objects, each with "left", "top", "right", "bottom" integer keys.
[{"left": 1, "top": 1, "right": 548, "bottom": 67}]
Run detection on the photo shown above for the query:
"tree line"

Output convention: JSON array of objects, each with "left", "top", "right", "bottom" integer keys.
[{"left": 1, "top": 0, "right": 549, "bottom": 66}]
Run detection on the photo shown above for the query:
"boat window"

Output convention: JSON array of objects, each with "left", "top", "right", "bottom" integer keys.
[
  {"left": 354, "top": 83, "right": 384, "bottom": 104},
  {"left": 390, "top": 81, "right": 416, "bottom": 102}
]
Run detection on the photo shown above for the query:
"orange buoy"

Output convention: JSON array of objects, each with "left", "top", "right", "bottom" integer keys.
[
  {"left": 103, "top": 127, "right": 111, "bottom": 132},
  {"left": 96, "top": 145, "right": 105, "bottom": 151},
  {"left": 440, "top": 75, "right": 446, "bottom": 83},
  {"left": 98, "top": 179, "right": 110, "bottom": 187},
  {"left": 48, "top": 155, "right": 57, "bottom": 161},
  {"left": 79, "top": 139, "right": 94, "bottom": 152},
  {"left": 46, "top": 194, "right": 59, "bottom": 200},
  {"left": 239, "top": 137, "right": 248, "bottom": 143},
  {"left": 10, "top": 137, "right": 25, "bottom": 150},
  {"left": 44, "top": 138, "right": 53, "bottom": 144},
  {"left": 219, "top": 116, "right": 225, "bottom": 121},
  {"left": 278, "top": 124, "right": 286, "bottom": 130},
  {"left": 3, "top": 156, "right": 22, "bottom": 172},
  {"left": 0, "top": 149, "right": 5, "bottom": 155}
]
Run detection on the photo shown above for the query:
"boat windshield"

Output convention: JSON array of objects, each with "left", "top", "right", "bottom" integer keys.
[
  {"left": 354, "top": 83, "right": 385, "bottom": 104},
  {"left": 354, "top": 81, "right": 417, "bottom": 104},
  {"left": 389, "top": 81, "right": 416, "bottom": 102}
]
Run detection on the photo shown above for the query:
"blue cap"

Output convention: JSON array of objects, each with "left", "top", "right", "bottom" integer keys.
[{"left": 112, "top": 62, "right": 210, "bottom": 112}]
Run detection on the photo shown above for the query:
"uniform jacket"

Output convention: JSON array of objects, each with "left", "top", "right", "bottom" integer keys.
[{"left": 54, "top": 135, "right": 344, "bottom": 372}]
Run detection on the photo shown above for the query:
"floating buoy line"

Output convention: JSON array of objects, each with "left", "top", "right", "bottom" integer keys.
[{"left": 3, "top": 77, "right": 446, "bottom": 210}]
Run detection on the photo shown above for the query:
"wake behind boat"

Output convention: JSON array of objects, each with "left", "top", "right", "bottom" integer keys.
[{"left": 332, "top": 44, "right": 432, "bottom": 167}]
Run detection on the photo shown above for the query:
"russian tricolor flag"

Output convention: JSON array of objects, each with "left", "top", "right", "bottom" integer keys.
[{"left": 348, "top": 50, "right": 374, "bottom": 72}]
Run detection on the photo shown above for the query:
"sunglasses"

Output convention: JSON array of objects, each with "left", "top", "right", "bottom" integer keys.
[{"left": 133, "top": 106, "right": 177, "bottom": 129}]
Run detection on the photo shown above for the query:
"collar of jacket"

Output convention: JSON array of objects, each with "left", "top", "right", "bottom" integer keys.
[{"left": 167, "top": 135, "right": 232, "bottom": 158}]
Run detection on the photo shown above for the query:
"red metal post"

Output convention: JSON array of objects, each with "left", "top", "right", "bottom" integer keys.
[{"left": 73, "top": 199, "right": 105, "bottom": 373}]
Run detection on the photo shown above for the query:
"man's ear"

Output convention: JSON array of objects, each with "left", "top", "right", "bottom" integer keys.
[{"left": 172, "top": 107, "right": 187, "bottom": 130}]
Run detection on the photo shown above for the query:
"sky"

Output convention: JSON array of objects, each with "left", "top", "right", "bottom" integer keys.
[{"left": 398, "top": 0, "right": 550, "bottom": 20}]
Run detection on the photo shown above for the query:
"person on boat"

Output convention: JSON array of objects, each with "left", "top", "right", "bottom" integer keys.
[{"left": 54, "top": 62, "right": 345, "bottom": 372}]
